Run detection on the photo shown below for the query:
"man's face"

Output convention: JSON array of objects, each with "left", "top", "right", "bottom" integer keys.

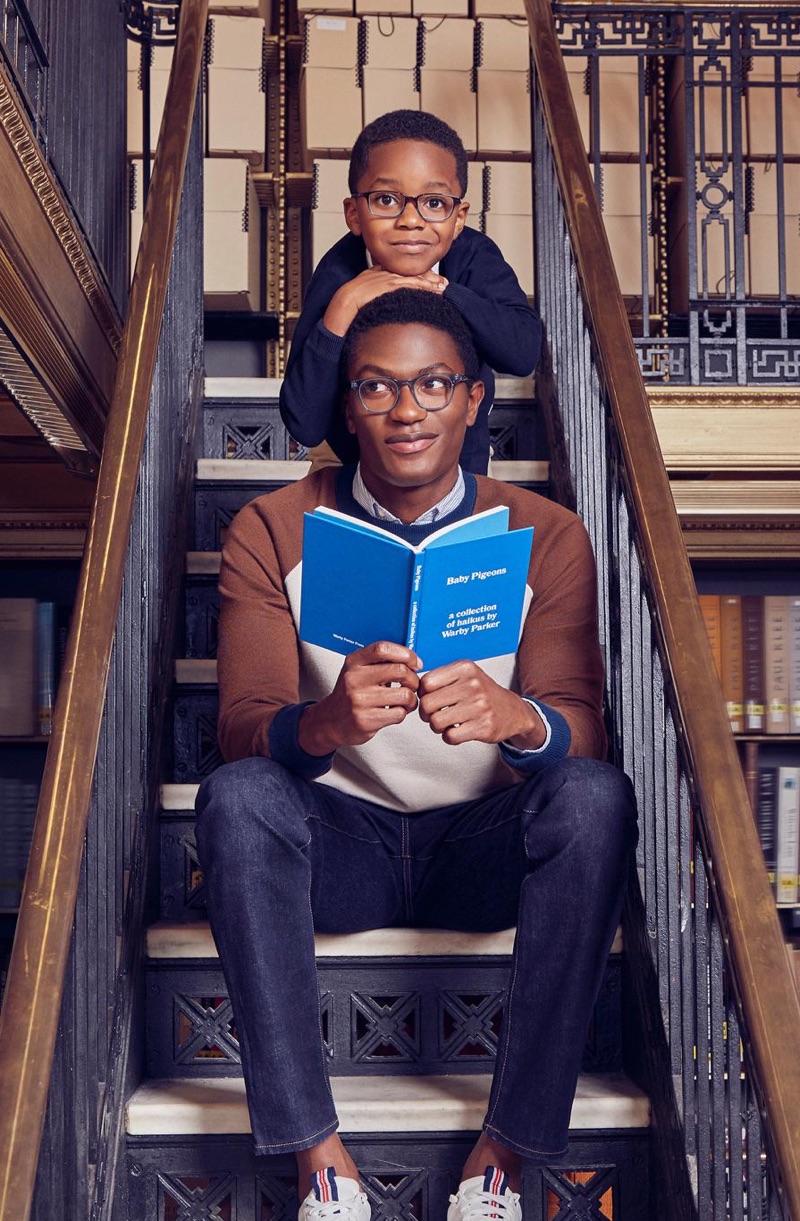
[
  {"left": 345, "top": 322, "right": 483, "bottom": 517},
  {"left": 344, "top": 140, "right": 469, "bottom": 277}
]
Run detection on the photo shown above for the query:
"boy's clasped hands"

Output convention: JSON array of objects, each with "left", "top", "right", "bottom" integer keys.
[{"left": 322, "top": 266, "right": 448, "bottom": 338}]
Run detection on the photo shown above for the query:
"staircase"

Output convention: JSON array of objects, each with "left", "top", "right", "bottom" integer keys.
[{"left": 123, "top": 378, "right": 652, "bottom": 1221}]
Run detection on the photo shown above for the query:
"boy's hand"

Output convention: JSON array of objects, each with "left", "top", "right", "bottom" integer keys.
[
  {"left": 323, "top": 267, "right": 448, "bottom": 337},
  {"left": 418, "top": 661, "right": 545, "bottom": 749},
  {"left": 298, "top": 641, "right": 421, "bottom": 755}
]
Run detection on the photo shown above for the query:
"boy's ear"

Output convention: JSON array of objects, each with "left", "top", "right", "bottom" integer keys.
[
  {"left": 343, "top": 196, "right": 362, "bottom": 237},
  {"left": 452, "top": 200, "right": 470, "bottom": 240}
]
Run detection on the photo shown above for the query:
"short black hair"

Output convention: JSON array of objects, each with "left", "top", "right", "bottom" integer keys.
[
  {"left": 342, "top": 288, "right": 480, "bottom": 380},
  {"left": 348, "top": 110, "right": 468, "bottom": 198}
]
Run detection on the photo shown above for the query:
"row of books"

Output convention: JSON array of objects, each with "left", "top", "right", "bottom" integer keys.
[
  {"left": 0, "top": 779, "right": 38, "bottom": 911},
  {"left": 699, "top": 594, "right": 800, "bottom": 735},
  {"left": 755, "top": 765, "right": 800, "bottom": 905},
  {"left": 0, "top": 598, "right": 61, "bottom": 739}
]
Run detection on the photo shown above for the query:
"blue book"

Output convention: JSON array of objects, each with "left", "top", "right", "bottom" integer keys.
[{"left": 299, "top": 506, "right": 534, "bottom": 670}]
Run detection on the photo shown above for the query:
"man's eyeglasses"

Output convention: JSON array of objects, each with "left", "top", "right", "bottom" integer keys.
[
  {"left": 351, "top": 191, "right": 462, "bottom": 222},
  {"left": 349, "top": 373, "right": 474, "bottom": 415}
]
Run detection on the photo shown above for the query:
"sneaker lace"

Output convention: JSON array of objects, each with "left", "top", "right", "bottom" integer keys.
[
  {"left": 303, "top": 1199, "right": 361, "bottom": 1221},
  {"left": 450, "top": 1186, "right": 516, "bottom": 1221}
]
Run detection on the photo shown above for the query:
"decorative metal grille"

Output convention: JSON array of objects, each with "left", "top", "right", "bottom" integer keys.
[
  {"left": 542, "top": 1167, "right": 616, "bottom": 1219},
  {"left": 174, "top": 995, "right": 240, "bottom": 1068},
  {"left": 173, "top": 693, "right": 223, "bottom": 782},
  {"left": 158, "top": 1171, "right": 235, "bottom": 1221},
  {"left": 553, "top": 4, "right": 800, "bottom": 386},
  {"left": 185, "top": 584, "right": 220, "bottom": 659},
  {"left": 203, "top": 403, "right": 304, "bottom": 462},
  {"left": 0, "top": 0, "right": 47, "bottom": 141},
  {"left": 363, "top": 1171, "right": 427, "bottom": 1221},
  {"left": 532, "top": 50, "right": 788, "bottom": 1216},
  {"left": 438, "top": 991, "right": 504, "bottom": 1063},
  {"left": 257, "top": 1173, "right": 298, "bottom": 1221},
  {"left": 351, "top": 992, "right": 422, "bottom": 1064}
]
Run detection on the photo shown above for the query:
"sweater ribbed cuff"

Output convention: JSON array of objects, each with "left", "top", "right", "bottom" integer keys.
[
  {"left": 268, "top": 702, "right": 335, "bottom": 779},
  {"left": 498, "top": 699, "right": 571, "bottom": 773}
]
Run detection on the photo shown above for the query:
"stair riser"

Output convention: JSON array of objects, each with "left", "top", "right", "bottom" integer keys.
[
  {"left": 185, "top": 579, "right": 220, "bottom": 659},
  {"left": 204, "top": 401, "right": 303, "bottom": 462},
  {"left": 125, "top": 1132, "right": 650, "bottom": 1221},
  {"left": 144, "top": 955, "right": 622, "bottom": 1079},
  {"left": 173, "top": 690, "right": 222, "bottom": 783},
  {"left": 194, "top": 483, "right": 294, "bottom": 552}
]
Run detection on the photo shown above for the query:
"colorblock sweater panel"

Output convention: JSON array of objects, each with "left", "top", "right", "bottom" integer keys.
[
  {"left": 217, "top": 471, "right": 607, "bottom": 812},
  {"left": 278, "top": 228, "right": 543, "bottom": 474}
]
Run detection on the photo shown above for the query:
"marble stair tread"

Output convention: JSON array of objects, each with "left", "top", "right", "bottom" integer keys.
[
  {"left": 195, "top": 458, "right": 549, "bottom": 483},
  {"left": 186, "top": 550, "right": 222, "bottom": 575},
  {"left": 205, "top": 376, "right": 283, "bottom": 400},
  {"left": 175, "top": 658, "right": 217, "bottom": 684},
  {"left": 197, "top": 458, "right": 311, "bottom": 482},
  {"left": 147, "top": 919, "right": 622, "bottom": 960},
  {"left": 126, "top": 1072, "right": 649, "bottom": 1138},
  {"left": 204, "top": 376, "right": 536, "bottom": 403},
  {"left": 148, "top": 920, "right": 513, "bottom": 960}
]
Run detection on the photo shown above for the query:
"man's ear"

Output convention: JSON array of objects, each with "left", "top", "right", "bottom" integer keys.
[
  {"left": 465, "top": 378, "right": 484, "bottom": 428},
  {"left": 344, "top": 392, "right": 358, "bottom": 434},
  {"left": 343, "top": 196, "right": 361, "bottom": 237}
]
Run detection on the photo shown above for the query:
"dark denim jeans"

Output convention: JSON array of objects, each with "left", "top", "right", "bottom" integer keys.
[{"left": 195, "top": 756, "right": 637, "bottom": 1161}]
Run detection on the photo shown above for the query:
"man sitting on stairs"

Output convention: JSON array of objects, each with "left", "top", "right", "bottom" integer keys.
[{"left": 196, "top": 287, "right": 637, "bottom": 1221}]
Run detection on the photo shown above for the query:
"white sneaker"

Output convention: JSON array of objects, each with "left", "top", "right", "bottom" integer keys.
[
  {"left": 448, "top": 1167, "right": 521, "bottom": 1221},
  {"left": 298, "top": 1168, "right": 371, "bottom": 1221}
]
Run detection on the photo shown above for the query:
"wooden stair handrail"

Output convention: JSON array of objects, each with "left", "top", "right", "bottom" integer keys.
[
  {"left": 523, "top": 0, "right": 800, "bottom": 1212},
  {"left": 0, "top": 3, "right": 209, "bottom": 1218}
]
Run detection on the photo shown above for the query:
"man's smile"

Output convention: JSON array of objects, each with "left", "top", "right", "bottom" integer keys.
[{"left": 384, "top": 431, "right": 438, "bottom": 453}]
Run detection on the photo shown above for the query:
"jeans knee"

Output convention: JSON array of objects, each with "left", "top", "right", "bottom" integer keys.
[
  {"left": 195, "top": 756, "right": 309, "bottom": 871},
  {"left": 525, "top": 757, "right": 638, "bottom": 871}
]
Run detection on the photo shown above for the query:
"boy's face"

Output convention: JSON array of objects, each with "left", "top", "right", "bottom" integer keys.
[
  {"left": 345, "top": 321, "right": 482, "bottom": 516},
  {"left": 344, "top": 139, "right": 469, "bottom": 276}
]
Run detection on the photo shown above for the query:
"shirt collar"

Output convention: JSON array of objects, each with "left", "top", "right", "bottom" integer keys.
[{"left": 351, "top": 465, "right": 466, "bottom": 526}]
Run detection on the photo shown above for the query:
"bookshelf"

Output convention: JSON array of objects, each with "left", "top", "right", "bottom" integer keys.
[
  {"left": 0, "top": 560, "right": 79, "bottom": 1005},
  {"left": 694, "top": 564, "right": 800, "bottom": 942}
]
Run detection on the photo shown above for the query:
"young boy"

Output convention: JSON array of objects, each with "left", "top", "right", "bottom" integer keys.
[{"left": 279, "top": 110, "right": 542, "bottom": 474}]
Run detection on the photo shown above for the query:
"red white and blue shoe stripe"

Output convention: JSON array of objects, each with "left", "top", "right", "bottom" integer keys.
[
  {"left": 483, "top": 1167, "right": 511, "bottom": 1218},
  {"left": 312, "top": 1167, "right": 341, "bottom": 1204}
]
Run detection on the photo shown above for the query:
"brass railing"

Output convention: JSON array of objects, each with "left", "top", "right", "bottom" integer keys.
[
  {"left": 525, "top": 0, "right": 800, "bottom": 1215},
  {"left": 0, "top": 3, "right": 209, "bottom": 1218}
]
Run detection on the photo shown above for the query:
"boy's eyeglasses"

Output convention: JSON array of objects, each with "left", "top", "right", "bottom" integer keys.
[
  {"left": 349, "top": 373, "right": 473, "bottom": 414},
  {"left": 351, "top": 191, "right": 462, "bottom": 222}
]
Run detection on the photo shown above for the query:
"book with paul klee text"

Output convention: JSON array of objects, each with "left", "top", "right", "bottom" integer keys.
[{"left": 299, "top": 505, "right": 534, "bottom": 671}]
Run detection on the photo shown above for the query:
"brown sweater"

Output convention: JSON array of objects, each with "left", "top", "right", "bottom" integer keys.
[{"left": 217, "top": 468, "right": 607, "bottom": 812}]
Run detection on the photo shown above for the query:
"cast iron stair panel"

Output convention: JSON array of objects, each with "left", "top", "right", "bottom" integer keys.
[
  {"left": 143, "top": 915, "right": 624, "bottom": 1080},
  {"left": 124, "top": 1075, "right": 651, "bottom": 1221}
]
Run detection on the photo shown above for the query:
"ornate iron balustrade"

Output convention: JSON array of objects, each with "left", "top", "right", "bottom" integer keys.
[
  {"left": 0, "top": 4, "right": 208, "bottom": 1218},
  {"left": 553, "top": 3, "right": 800, "bottom": 386},
  {"left": 0, "top": 0, "right": 46, "bottom": 142},
  {"left": 527, "top": 0, "right": 800, "bottom": 1214}
]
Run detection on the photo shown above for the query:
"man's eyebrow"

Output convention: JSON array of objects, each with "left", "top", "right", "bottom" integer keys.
[{"left": 352, "top": 362, "right": 459, "bottom": 377}]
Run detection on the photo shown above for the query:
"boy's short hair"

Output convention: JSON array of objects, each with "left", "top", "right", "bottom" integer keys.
[
  {"left": 348, "top": 110, "right": 468, "bottom": 198},
  {"left": 343, "top": 288, "right": 480, "bottom": 379}
]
